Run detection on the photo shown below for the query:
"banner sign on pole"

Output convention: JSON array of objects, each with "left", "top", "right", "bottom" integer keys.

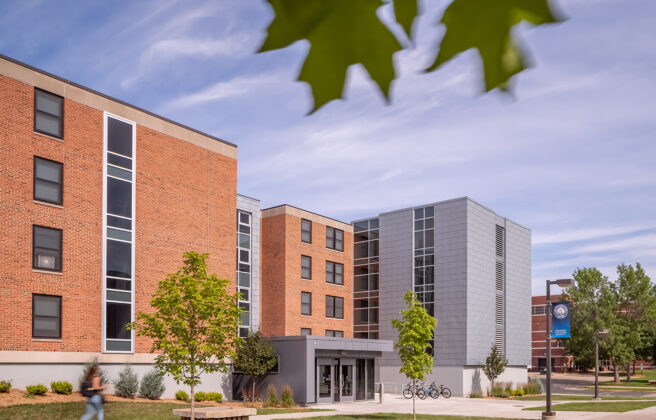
[{"left": 552, "top": 301, "right": 570, "bottom": 338}]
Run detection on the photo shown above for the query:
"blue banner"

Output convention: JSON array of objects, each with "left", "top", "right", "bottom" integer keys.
[{"left": 552, "top": 301, "right": 570, "bottom": 338}]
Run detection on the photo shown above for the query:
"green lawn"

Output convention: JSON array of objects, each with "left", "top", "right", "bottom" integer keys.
[
  {"left": 598, "top": 369, "right": 656, "bottom": 387},
  {"left": 0, "top": 402, "right": 332, "bottom": 419},
  {"left": 516, "top": 394, "right": 656, "bottom": 401},
  {"left": 273, "top": 415, "right": 529, "bottom": 420},
  {"left": 524, "top": 401, "right": 656, "bottom": 412},
  {"left": 257, "top": 407, "right": 334, "bottom": 415}
]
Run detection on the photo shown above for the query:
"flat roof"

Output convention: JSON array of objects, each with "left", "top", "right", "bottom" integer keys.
[{"left": 262, "top": 204, "right": 352, "bottom": 229}]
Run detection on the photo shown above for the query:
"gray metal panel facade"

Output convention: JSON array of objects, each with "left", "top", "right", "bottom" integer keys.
[
  {"left": 504, "top": 220, "right": 532, "bottom": 365},
  {"left": 237, "top": 194, "right": 261, "bottom": 332},
  {"left": 378, "top": 208, "right": 413, "bottom": 367},
  {"left": 465, "top": 199, "right": 499, "bottom": 365},
  {"left": 434, "top": 199, "right": 468, "bottom": 366}
]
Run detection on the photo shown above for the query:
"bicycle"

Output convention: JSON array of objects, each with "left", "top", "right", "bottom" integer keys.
[
  {"left": 427, "top": 381, "right": 451, "bottom": 398},
  {"left": 402, "top": 382, "right": 426, "bottom": 399}
]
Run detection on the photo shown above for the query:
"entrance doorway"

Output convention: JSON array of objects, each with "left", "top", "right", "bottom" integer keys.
[{"left": 316, "top": 358, "right": 357, "bottom": 403}]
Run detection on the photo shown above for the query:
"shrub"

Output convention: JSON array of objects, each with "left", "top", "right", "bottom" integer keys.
[
  {"left": 50, "top": 381, "right": 73, "bottom": 395},
  {"left": 265, "top": 384, "right": 279, "bottom": 407},
  {"left": 207, "top": 392, "right": 223, "bottom": 402},
  {"left": 525, "top": 376, "right": 544, "bottom": 394},
  {"left": 175, "top": 390, "right": 189, "bottom": 402},
  {"left": 0, "top": 380, "right": 11, "bottom": 393},
  {"left": 490, "top": 382, "right": 510, "bottom": 398},
  {"left": 79, "top": 357, "right": 109, "bottom": 386},
  {"left": 114, "top": 365, "right": 139, "bottom": 398},
  {"left": 511, "top": 388, "right": 525, "bottom": 397},
  {"left": 469, "top": 391, "right": 483, "bottom": 398},
  {"left": 139, "top": 370, "right": 165, "bottom": 400},
  {"left": 281, "top": 385, "right": 294, "bottom": 408},
  {"left": 194, "top": 391, "right": 208, "bottom": 402},
  {"left": 26, "top": 384, "right": 48, "bottom": 396}
]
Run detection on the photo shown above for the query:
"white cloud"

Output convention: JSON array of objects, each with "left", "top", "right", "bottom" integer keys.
[
  {"left": 533, "top": 225, "right": 654, "bottom": 245},
  {"left": 566, "top": 234, "right": 656, "bottom": 256}
]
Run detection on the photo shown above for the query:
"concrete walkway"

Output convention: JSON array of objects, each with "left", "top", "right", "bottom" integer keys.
[{"left": 251, "top": 394, "right": 656, "bottom": 420}]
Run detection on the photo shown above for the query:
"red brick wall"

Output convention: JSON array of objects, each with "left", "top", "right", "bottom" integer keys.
[
  {"left": 531, "top": 295, "right": 572, "bottom": 371},
  {"left": 261, "top": 210, "right": 353, "bottom": 338},
  {"left": 0, "top": 75, "right": 237, "bottom": 353}
]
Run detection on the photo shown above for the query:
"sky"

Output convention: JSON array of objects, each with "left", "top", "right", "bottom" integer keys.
[{"left": 1, "top": 0, "right": 654, "bottom": 295}]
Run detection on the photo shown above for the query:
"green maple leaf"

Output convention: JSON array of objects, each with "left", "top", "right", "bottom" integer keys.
[
  {"left": 393, "top": 0, "right": 419, "bottom": 40},
  {"left": 259, "top": 0, "right": 402, "bottom": 113},
  {"left": 426, "top": 0, "right": 564, "bottom": 91}
]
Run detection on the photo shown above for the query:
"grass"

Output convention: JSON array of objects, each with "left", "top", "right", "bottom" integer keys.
[
  {"left": 597, "top": 369, "right": 656, "bottom": 387},
  {"left": 274, "top": 415, "right": 529, "bottom": 420},
  {"left": 257, "top": 407, "right": 334, "bottom": 415},
  {"left": 524, "top": 401, "right": 656, "bottom": 412},
  {"left": 516, "top": 394, "right": 656, "bottom": 401}
]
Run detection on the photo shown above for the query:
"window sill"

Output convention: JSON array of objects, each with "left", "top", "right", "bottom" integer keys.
[
  {"left": 32, "top": 269, "right": 63, "bottom": 276},
  {"left": 34, "top": 131, "right": 64, "bottom": 142},
  {"left": 33, "top": 200, "right": 63, "bottom": 209},
  {"left": 32, "top": 338, "right": 62, "bottom": 342},
  {"left": 326, "top": 283, "right": 345, "bottom": 287}
]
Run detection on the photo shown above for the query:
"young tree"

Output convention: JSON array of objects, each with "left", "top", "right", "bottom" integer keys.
[
  {"left": 128, "top": 251, "right": 242, "bottom": 420},
  {"left": 391, "top": 290, "right": 437, "bottom": 420},
  {"left": 483, "top": 345, "right": 508, "bottom": 387},
  {"left": 233, "top": 329, "right": 278, "bottom": 400}
]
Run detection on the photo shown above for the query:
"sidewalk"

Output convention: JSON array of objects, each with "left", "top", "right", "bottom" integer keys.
[{"left": 251, "top": 394, "right": 656, "bottom": 420}]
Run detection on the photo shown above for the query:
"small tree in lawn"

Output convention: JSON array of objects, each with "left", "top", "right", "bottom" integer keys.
[
  {"left": 391, "top": 290, "right": 437, "bottom": 420},
  {"left": 483, "top": 344, "right": 508, "bottom": 392},
  {"left": 233, "top": 329, "right": 278, "bottom": 401},
  {"left": 128, "top": 251, "right": 242, "bottom": 420}
]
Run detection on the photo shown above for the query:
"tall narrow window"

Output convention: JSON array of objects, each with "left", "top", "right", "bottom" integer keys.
[
  {"left": 33, "top": 225, "right": 62, "bottom": 272},
  {"left": 353, "top": 218, "right": 379, "bottom": 339},
  {"left": 103, "top": 113, "right": 135, "bottom": 353},
  {"left": 301, "top": 255, "right": 312, "bottom": 279},
  {"left": 414, "top": 206, "right": 435, "bottom": 354},
  {"left": 34, "top": 157, "right": 63, "bottom": 205},
  {"left": 326, "top": 227, "right": 344, "bottom": 251},
  {"left": 326, "top": 261, "right": 344, "bottom": 285},
  {"left": 237, "top": 210, "right": 252, "bottom": 338},
  {"left": 301, "top": 219, "right": 312, "bottom": 243},
  {"left": 34, "top": 88, "right": 63, "bottom": 138},
  {"left": 32, "top": 294, "right": 62, "bottom": 339},
  {"left": 326, "top": 296, "right": 344, "bottom": 319},
  {"left": 301, "top": 292, "right": 312, "bottom": 315}
]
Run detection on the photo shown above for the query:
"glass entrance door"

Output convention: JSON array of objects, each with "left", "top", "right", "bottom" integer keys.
[
  {"left": 317, "top": 359, "right": 333, "bottom": 404},
  {"left": 340, "top": 359, "right": 355, "bottom": 402}
]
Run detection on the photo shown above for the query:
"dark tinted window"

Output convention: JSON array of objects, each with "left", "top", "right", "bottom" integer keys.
[
  {"left": 33, "top": 294, "right": 61, "bottom": 338},
  {"left": 326, "top": 227, "right": 344, "bottom": 251},
  {"left": 106, "top": 302, "right": 131, "bottom": 339},
  {"left": 34, "top": 157, "right": 63, "bottom": 204},
  {"left": 106, "top": 239, "right": 131, "bottom": 278},
  {"left": 107, "top": 117, "right": 133, "bottom": 157},
  {"left": 107, "top": 153, "right": 132, "bottom": 169},
  {"left": 34, "top": 89, "right": 63, "bottom": 138},
  {"left": 326, "top": 296, "right": 344, "bottom": 319},
  {"left": 301, "top": 219, "right": 312, "bottom": 243},
  {"left": 301, "top": 328, "right": 311, "bottom": 336},
  {"left": 107, "top": 215, "right": 131, "bottom": 230},
  {"left": 301, "top": 255, "right": 312, "bottom": 279},
  {"left": 301, "top": 292, "right": 312, "bottom": 315},
  {"left": 33, "top": 225, "right": 62, "bottom": 271},
  {"left": 107, "top": 177, "right": 132, "bottom": 217}
]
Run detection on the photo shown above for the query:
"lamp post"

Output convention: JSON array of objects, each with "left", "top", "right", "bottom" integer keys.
[
  {"left": 594, "top": 329, "right": 609, "bottom": 400},
  {"left": 544, "top": 278, "right": 574, "bottom": 419}
]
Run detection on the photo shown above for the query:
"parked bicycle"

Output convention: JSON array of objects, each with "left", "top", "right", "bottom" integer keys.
[
  {"left": 401, "top": 382, "right": 426, "bottom": 399},
  {"left": 427, "top": 381, "right": 451, "bottom": 398}
]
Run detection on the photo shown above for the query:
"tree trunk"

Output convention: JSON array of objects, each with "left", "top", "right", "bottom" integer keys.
[
  {"left": 626, "top": 363, "right": 631, "bottom": 382},
  {"left": 613, "top": 365, "right": 620, "bottom": 384},
  {"left": 412, "top": 378, "right": 416, "bottom": 420},
  {"left": 252, "top": 378, "right": 256, "bottom": 401},
  {"left": 190, "top": 384, "right": 195, "bottom": 420},
  {"left": 633, "top": 361, "right": 636, "bottom": 375}
]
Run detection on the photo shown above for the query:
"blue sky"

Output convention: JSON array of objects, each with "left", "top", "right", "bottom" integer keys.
[{"left": 2, "top": 0, "right": 654, "bottom": 295}]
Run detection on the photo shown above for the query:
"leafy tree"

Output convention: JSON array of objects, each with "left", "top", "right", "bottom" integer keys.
[
  {"left": 128, "top": 251, "right": 242, "bottom": 420},
  {"left": 258, "top": 0, "right": 565, "bottom": 113},
  {"left": 391, "top": 290, "right": 436, "bottom": 420},
  {"left": 233, "top": 329, "right": 279, "bottom": 400},
  {"left": 482, "top": 345, "right": 508, "bottom": 387}
]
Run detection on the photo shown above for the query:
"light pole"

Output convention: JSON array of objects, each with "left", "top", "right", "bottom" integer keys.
[
  {"left": 544, "top": 278, "right": 575, "bottom": 419},
  {"left": 594, "top": 329, "right": 609, "bottom": 400}
]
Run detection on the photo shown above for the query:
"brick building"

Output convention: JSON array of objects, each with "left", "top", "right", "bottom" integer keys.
[
  {"left": 531, "top": 295, "right": 573, "bottom": 372},
  {"left": 0, "top": 54, "right": 239, "bottom": 397}
]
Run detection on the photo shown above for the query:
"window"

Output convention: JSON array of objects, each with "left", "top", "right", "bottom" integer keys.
[
  {"left": 34, "top": 88, "right": 63, "bottom": 138},
  {"left": 301, "top": 292, "right": 312, "bottom": 315},
  {"left": 326, "top": 261, "right": 344, "bottom": 285},
  {"left": 326, "top": 295, "right": 344, "bottom": 319},
  {"left": 301, "top": 328, "right": 312, "bottom": 336},
  {"left": 237, "top": 210, "right": 252, "bottom": 338},
  {"left": 301, "top": 255, "right": 312, "bottom": 279},
  {"left": 32, "top": 294, "right": 61, "bottom": 338},
  {"left": 33, "top": 225, "right": 62, "bottom": 272},
  {"left": 326, "top": 330, "right": 344, "bottom": 337},
  {"left": 532, "top": 305, "right": 546, "bottom": 315},
  {"left": 301, "top": 219, "right": 312, "bottom": 243},
  {"left": 326, "top": 227, "right": 344, "bottom": 251},
  {"left": 34, "top": 157, "right": 63, "bottom": 205}
]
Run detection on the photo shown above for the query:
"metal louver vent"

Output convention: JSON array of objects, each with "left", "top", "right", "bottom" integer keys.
[
  {"left": 495, "top": 329, "right": 504, "bottom": 354},
  {"left": 496, "top": 225, "right": 504, "bottom": 257},
  {"left": 496, "top": 261, "right": 504, "bottom": 292},
  {"left": 495, "top": 294, "right": 504, "bottom": 325}
]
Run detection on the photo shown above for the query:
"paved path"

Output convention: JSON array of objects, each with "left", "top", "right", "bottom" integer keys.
[
  {"left": 251, "top": 394, "right": 655, "bottom": 420},
  {"left": 531, "top": 372, "right": 656, "bottom": 398}
]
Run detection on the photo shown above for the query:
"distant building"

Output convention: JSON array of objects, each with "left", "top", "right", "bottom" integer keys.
[{"left": 531, "top": 295, "right": 573, "bottom": 372}]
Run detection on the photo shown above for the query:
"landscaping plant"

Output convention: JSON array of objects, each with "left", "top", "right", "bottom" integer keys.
[
  {"left": 194, "top": 391, "right": 208, "bottom": 402},
  {"left": 281, "top": 385, "right": 294, "bottom": 408},
  {"left": 207, "top": 392, "right": 223, "bottom": 403},
  {"left": 176, "top": 390, "right": 189, "bottom": 402},
  {"left": 483, "top": 345, "right": 508, "bottom": 391},
  {"left": 265, "top": 384, "right": 279, "bottom": 407},
  {"left": 233, "top": 329, "right": 278, "bottom": 401},
  {"left": 0, "top": 380, "right": 11, "bottom": 393},
  {"left": 139, "top": 370, "right": 165, "bottom": 400},
  {"left": 114, "top": 365, "right": 139, "bottom": 398},
  {"left": 50, "top": 381, "right": 73, "bottom": 395},
  {"left": 26, "top": 384, "right": 48, "bottom": 396}
]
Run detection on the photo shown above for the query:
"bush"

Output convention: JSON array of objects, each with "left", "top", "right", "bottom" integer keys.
[
  {"left": 114, "top": 365, "right": 139, "bottom": 398},
  {"left": 194, "top": 391, "right": 208, "bottom": 402},
  {"left": 490, "top": 382, "right": 511, "bottom": 398},
  {"left": 511, "top": 388, "right": 525, "bottom": 397},
  {"left": 525, "top": 376, "right": 544, "bottom": 394},
  {"left": 79, "top": 357, "right": 109, "bottom": 386},
  {"left": 0, "top": 380, "right": 11, "bottom": 393},
  {"left": 175, "top": 390, "right": 189, "bottom": 402},
  {"left": 265, "top": 384, "right": 279, "bottom": 407},
  {"left": 281, "top": 385, "right": 294, "bottom": 408},
  {"left": 207, "top": 392, "right": 223, "bottom": 403},
  {"left": 469, "top": 391, "right": 483, "bottom": 398},
  {"left": 139, "top": 370, "right": 165, "bottom": 400},
  {"left": 50, "top": 381, "right": 73, "bottom": 395},
  {"left": 26, "top": 384, "right": 48, "bottom": 396}
]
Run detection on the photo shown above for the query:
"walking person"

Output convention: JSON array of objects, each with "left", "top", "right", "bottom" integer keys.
[{"left": 80, "top": 365, "right": 106, "bottom": 420}]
